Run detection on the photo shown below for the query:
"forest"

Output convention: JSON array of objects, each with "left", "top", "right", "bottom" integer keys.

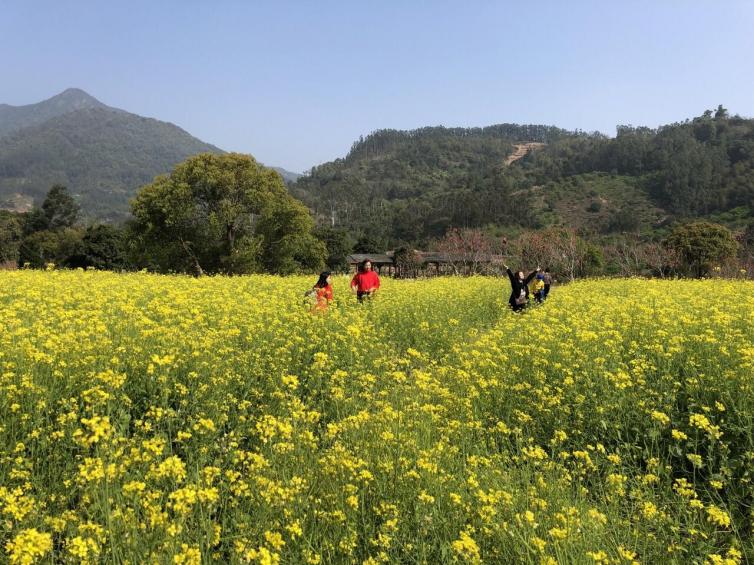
[{"left": 293, "top": 106, "right": 754, "bottom": 248}]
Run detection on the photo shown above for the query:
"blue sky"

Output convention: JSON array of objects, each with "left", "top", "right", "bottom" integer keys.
[{"left": 2, "top": 1, "right": 753, "bottom": 172}]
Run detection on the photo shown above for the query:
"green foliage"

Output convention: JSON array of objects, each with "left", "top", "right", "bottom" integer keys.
[
  {"left": 67, "top": 224, "right": 128, "bottom": 270},
  {"left": 131, "top": 153, "right": 324, "bottom": 275},
  {"left": 41, "top": 184, "right": 79, "bottom": 229},
  {"left": 293, "top": 126, "right": 558, "bottom": 245},
  {"left": 353, "top": 235, "right": 383, "bottom": 254},
  {"left": 314, "top": 227, "right": 354, "bottom": 272},
  {"left": 0, "top": 210, "right": 22, "bottom": 264},
  {"left": 293, "top": 108, "right": 754, "bottom": 247},
  {"left": 256, "top": 198, "right": 326, "bottom": 275},
  {"left": 18, "top": 228, "right": 84, "bottom": 268},
  {"left": 667, "top": 221, "right": 739, "bottom": 277}
]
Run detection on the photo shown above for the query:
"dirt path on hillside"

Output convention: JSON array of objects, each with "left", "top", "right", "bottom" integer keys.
[{"left": 505, "top": 142, "right": 545, "bottom": 165}]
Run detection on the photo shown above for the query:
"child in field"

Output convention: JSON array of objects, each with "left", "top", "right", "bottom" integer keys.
[
  {"left": 532, "top": 273, "right": 546, "bottom": 303},
  {"left": 305, "top": 271, "right": 333, "bottom": 311}
]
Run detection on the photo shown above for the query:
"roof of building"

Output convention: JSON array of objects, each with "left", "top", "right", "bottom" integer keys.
[{"left": 347, "top": 254, "right": 394, "bottom": 264}]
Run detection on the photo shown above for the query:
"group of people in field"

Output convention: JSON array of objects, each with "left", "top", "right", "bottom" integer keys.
[
  {"left": 305, "top": 259, "right": 381, "bottom": 311},
  {"left": 305, "top": 258, "right": 552, "bottom": 312},
  {"left": 503, "top": 263, "right": 554, "bottom": 312}
]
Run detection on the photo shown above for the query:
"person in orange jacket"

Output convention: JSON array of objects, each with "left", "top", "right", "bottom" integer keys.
[
  {"left": 305, "top": 271, "right": 333, "bottom": 311},
  {"left": 351, "top": 259, "right": 380, "bottom": 303}
]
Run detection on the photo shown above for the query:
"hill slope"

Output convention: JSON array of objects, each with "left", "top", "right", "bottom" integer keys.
[
  {"left": 0, "top": 89, "right": 301, "bottom": 219},
  {"left": 292, "top": 124, "right": 572, "bottom": 243},
  {"left": 293, "top": 110, "right": 754, "bottom": 245},
  {"left": 0, "top": 105, "right": 221, "bottom": 219}
]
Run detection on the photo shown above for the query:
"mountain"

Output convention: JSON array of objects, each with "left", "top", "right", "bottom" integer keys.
[
  {"left": 291, "top": 124, "right": 575, "bottom": 243},
  {"left": 0, "top": 101, "right": 221, "bottom": 219},
  {"left": 272, "top": 167, "right": 302, "bottom": 183},
  {"left": 0, "top": 89, "right": 297, "bottom": 220},
  {"left": 292, "top": 111, "right": 754, "bottom": 246},
  {"left": 0, "top": 88, "right": 107, "bottom": 137}
]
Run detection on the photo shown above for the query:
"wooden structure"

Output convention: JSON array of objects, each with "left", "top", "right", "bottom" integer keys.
[
  {"left": 347, "top": 251, "right": 506, "bottom": 277},
  {"left": 347, "top": 254, "right": 395, "bottom": 275}
]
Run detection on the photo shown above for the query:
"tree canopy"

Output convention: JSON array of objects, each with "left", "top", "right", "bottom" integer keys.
[{"left": 130, "top": 153, "right": 325, "bottom": 275}]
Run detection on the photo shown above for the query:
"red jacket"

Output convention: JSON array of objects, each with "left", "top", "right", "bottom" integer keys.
[{"left": 351, "top": 270, "right": 380, "bottom": 292}]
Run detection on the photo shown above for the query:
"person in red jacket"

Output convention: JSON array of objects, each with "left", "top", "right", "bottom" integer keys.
[{"left": 351, "top": 259, "right": 380, "bottom": 302}]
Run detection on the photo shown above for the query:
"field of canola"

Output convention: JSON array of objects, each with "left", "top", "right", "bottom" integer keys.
[{"left": 1, "top": 271, "right": 754, "bottom": 564}]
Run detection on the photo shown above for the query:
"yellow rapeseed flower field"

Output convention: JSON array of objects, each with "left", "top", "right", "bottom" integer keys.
[{"left": 1, "top": 270, "right": 753, "bottom": 564}]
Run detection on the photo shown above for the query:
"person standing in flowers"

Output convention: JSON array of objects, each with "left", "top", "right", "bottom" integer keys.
[
  {"left": 351, "top": 259, "right": 380, "bottom": 303},
  {"left": 502, "top": 263, "right": 539, "bottom": 312},
  {"left": 532, "top": 272, "right": 546, "bottom": 303},
  {"left": 305, "top": 271, "right": 333, "bottom": 311},
  {"left": 542, "top": 267, "right": 553, "bottom": 299}
]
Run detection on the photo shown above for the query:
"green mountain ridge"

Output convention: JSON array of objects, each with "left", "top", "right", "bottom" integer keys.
[
  {"left": 292, "top": 110, "right": 754, "bottom": 246},
  {"left": 0, "top": 89, "right": 300, "bottom": 219},
  {"left": 0, "top": 105, "right": 222, "bottom": 220}
]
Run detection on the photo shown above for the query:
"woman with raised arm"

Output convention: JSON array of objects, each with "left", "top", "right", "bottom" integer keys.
[{"left": 503, "top": 263, "right": 539, "bottom": 312}]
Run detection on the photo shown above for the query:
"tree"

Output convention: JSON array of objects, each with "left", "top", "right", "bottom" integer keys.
[
  {"left": 18, "top": 228, "right": 83, "bottom": 268},
  {"left": 353, "top": 235, "right": 382, "bottom": 254},
  {"left": 66, "top": 224, "right": 128, "bottom": 270},
  {"left": 436, "top": 228, "right": 497, "bottom": 275},
  {"left": 0, "top": 211, "right": 23, "bottom": 266},
  {"left": 42, "top": 184, "right": 79, "bottom": 230},
  {"left": 22, "top": 207, "right": 51, "bottom": 236},
  {"left": 515, "top": 228, "right": 588, "bottom": 281},
  {"left": 131, "top": 153, "right": 324, "bottom": 275},
  {"left": 256, "top": 198, "right": 326, "bottom": 274},
  {"left": 314, "top": 227, "right": 353, "bottom": 272},
  {"left": 393, "top": 246, "right": 422, "bottom": 278},
  {"left": 667, "top": 221, "right": 738, "bottom": 277}
]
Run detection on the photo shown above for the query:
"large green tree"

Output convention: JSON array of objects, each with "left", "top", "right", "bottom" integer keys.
[
  {"left": 131, "top": 153, "right": 324, "bottom": 275},
  {"left": 667, "top": 221, "right": 738, "bottom": 277}
]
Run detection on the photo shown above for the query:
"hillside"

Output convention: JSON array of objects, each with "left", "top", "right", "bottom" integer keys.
[
  {"left": 0, "top": 106, "right": 221, "bottom": 219},
  {"left": 292, "top": 124, "right": 572, "bottom": 243},
  {"left": 0, "top": 89, "right": 299, "bottom": 220},
  {"left": 293, "top": 109, "right": 754, "bottom": 246}
]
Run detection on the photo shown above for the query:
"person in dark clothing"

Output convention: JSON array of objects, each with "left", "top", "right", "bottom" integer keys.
[
  {"left": 503, "top": 263, "right": 539, "bottom": 312},
  {"left": 542, "top": 268, "right": 554, "bottom": 299}
]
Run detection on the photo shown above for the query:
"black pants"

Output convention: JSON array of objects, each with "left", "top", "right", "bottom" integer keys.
[
  {"left": 543, "top": 284, "right": 551, "bottom": 298},
  {"left": 357, "top": 291, "right": 371, "bottom": 303}
]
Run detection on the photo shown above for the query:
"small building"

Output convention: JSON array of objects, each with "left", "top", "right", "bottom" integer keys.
[{"left": 347, "top": 251, "right": 507, "bottom": 277}]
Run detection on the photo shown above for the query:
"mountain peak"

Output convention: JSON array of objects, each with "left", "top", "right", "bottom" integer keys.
[
  {"left": 44, "top": 88, "right": 107, "bottom": 110},
  {"left": 0, "top": 88, "right": 108, "bottom": 138}
]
